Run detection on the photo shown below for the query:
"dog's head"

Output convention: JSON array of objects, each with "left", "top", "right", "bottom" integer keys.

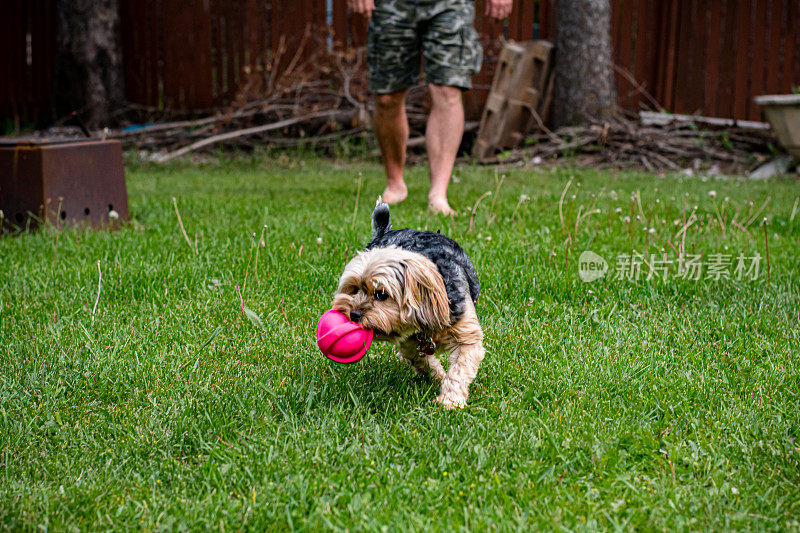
[{"left": 331, "top": 246, "right": 450, "bottom": 338}]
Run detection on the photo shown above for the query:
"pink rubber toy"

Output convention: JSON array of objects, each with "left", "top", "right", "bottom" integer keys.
[{"left": 316, "top": 309, "right": 373, "bottom": 364}]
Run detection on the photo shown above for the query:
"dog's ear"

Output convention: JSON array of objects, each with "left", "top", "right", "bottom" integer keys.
[{"left": 400, "top": 256, "right": 450, "bottom": 331}]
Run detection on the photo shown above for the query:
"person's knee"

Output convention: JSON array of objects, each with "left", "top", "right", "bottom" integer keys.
[
  {"left": 375, "top": 91, "right": 407, "bottom": 112},
  {"left": 429, "top": 84, "right": 462, "bottom": 107}
]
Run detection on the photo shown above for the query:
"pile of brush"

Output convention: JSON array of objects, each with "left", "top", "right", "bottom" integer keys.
[
  {"left": 486, "top": 111, "right": 780, "bottom": 174},
  {"left": 113, "top": 32, "right": 431, "bottom": 161}
]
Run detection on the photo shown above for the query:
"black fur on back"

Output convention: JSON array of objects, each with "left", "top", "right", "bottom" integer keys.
[{"left": 367, "top": 203, "right": 480, "bottom": 323}]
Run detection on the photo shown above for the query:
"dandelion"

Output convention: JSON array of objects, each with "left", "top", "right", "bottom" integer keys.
[{"left": 709, "top": 190, "right": 717, "bottom": 198}]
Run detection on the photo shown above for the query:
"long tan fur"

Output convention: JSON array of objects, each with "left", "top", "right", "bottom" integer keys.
[{"left": 332, "top": 246, "right": 485, "bottom": 409}]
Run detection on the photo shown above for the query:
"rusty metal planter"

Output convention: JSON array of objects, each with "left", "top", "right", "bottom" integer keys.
[{"left": 0, "top": 138, "right": 129, "bottom": 231}]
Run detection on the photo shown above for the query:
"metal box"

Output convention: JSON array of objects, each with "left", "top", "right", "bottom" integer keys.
[{"left": 0, "top": 138, "right": 129, "bottom": 231}]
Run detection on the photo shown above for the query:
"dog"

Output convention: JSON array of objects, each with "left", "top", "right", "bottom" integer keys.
[{"left": 331, "top": 199, "right": 484, "bottom": 409}]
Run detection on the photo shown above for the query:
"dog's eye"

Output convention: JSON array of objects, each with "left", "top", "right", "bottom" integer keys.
[{"left": 374, "top": 289, "right": 388, "bottom": 301}]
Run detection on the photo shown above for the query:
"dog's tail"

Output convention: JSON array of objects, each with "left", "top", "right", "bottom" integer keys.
[{"left": 372, "top": 196, "right": 391, "bottom": 238}]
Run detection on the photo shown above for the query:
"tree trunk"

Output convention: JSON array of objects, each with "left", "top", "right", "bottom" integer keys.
[
  {"left": 53, "top": 0, "right": 124, "bottom": 129},
  {"left": 550, "top": 0, "right": 616, "bottom": 128}
]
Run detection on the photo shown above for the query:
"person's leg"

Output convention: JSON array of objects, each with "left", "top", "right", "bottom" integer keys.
[
  {"left": 419, "top": 0, "right": 482, "bottom": 214},
  {"left": 426, "top": 84, "right": 464, "bottom": 215},
  {"left": 374, "top": 89, "right": 410, "bottom": 204},
  {"left": 366, "top": 0, "right": 419, "bottom": 205}
]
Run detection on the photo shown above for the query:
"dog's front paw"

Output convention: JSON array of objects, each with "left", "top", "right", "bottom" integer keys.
[{"left": 435, "top": 393, "right": 466, "bottom": 409}]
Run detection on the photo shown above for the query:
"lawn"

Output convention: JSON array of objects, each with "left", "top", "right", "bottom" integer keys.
[{"left": 1, "top": 155, "right": 799, "bottom": 531}]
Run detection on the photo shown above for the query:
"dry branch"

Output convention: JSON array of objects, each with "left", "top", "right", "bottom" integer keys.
[{"left": 155, "top": 110, "right": 344, "bottom": 162}]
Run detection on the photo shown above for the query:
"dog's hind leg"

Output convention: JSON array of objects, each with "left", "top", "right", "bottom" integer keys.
[{"left": 398, "top": 338, "right": 445, "bottom": 381}]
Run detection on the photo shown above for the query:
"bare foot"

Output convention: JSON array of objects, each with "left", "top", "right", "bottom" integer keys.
[
  {"left": 382, "top": 182, "right": 408, "bottom": 204},
  {"left": 428, "top": 195, "right": 455, "bottom": 216}
]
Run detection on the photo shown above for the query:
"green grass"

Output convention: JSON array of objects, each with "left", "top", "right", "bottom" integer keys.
[{"left": 1, "top": 155, "right": 799, "bottom": 531}]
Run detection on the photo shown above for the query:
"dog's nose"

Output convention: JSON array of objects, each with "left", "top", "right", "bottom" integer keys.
[{"left": 349, "top": 310, "right": 363, "bottom": 322}]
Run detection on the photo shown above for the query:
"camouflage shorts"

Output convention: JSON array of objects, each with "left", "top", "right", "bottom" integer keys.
[{"left": 366, "top": 0, "right": 483, "bottom": 93}]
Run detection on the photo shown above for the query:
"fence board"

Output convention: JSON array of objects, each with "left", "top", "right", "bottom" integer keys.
[
  {"left": 750, "top": 0, "right": 769, "bottom": 120},
  {"left": 29, "top": 2, "right": 41, "bottom": 109},
  {"left": 210, "top": 1, "right": 222, "bottom": 99},
  {"left": 509, "top": 1, "right": 520, "bottom": 40},
  {"left": 148, "top": 0, "right": 161, "bottom": 107},
  {"left": 631, "top": 0, "right": 654, "bottom": 110},
  {"left": 3, "top": 1, "right": 17, "bottom": 119},
  {"left": 715, "top": 1, "right": 737, "bottom": 118},
  {"left": 781, "top": 0, "right": 798, "bottom": 94},
  {"left": 539, "top": 0, "right": 557, "bottom": 40},
  {"left": 765, "top": 0, "right": 783, "bottom": 96},
  {"left": 692, "top": 0, "right": 708, "bottom": 113},
  {"left": 733, "top": 0, "right": 751, "bottom": 119},
  {"left": 161, "top": 0, "right": 213, "bottom": 109},
  {"left": 673, "top": 0, "right": 693, "bottom": 113},
  {"left": 0, "top": 0, "right": 56, "bottom": 124},
  {"left": 227, "top": 1, "right": 243, "bottom": 97},
  {"left": 8, "top": 0, "right": 20, "bottom": 119},
  {"left": 519, "top": 1, "right": 535, "bottom": 41},
  {"left": 350, "top": 14, "right": 369, "bottom": 47},
  {"left": 616, "top": 0, "right": 635, "bottom": 108},
  {"left": 703, "top": 0, "right": 721, "bottom": 116},
  {"left": 662, "top": 0, "right": 681, "bottom": 111},
  {"left": 331, "top": 0, "right": 348, "bottom": 47},
  {"left": 0, "top": 4, "right": 7, "bottom": 108}
]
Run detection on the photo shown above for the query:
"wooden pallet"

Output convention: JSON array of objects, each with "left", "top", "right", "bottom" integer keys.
[{"left": 473, "top": 40, "right": 554, "bottom": 161}]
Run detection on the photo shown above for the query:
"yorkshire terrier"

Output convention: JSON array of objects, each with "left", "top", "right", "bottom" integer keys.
[{"left": 331, "top": 199, "right": 484, "bottom": 409}]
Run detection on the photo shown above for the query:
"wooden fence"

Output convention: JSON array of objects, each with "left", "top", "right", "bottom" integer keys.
[
  {"left": 1, "top": 0, "right": 798, "bottom": 126},
  {"left": 0, "top": 0, "right": 56, "bottom": 127},
  {"left": 611, "top": 0, "right": 800, "bottom": 122},
  {"left": 115, "top": 0, "right": 549, "bottom": 119}
]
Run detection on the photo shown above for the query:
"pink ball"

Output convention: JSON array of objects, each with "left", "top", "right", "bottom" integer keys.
[{"left": 316, "top": 309, "right": 373, "bottom": 364}]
